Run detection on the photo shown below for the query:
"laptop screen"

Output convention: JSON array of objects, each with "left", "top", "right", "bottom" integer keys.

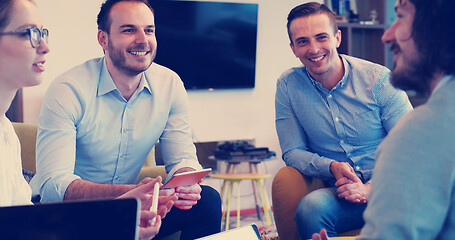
[{"left": 0, "top": 198, "right": 139, "bottom": 240}]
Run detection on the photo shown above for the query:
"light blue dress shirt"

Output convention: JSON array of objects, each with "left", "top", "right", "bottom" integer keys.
[
  {"left": 30, "top": 58, "right": 201, "bottom": 202},
  {"left": 275, "top": 55, "right": 413, "bottom": 183}
]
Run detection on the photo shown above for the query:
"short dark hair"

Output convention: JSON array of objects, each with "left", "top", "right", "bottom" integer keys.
[
  {"left": 408, "top": 0, "right": 455, "bottom": 77},
  {"left": 286, "top": 2, "right": 338, "bottom": 44},
  {"left": 97, "top": 0, "right": 154, "bottom": 33},
  {"left": 0, "top": 0, "right": 17, "bottom": 31}
]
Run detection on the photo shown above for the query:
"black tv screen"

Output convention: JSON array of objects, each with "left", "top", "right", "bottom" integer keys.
[{"left": 149, "top": 0, "right": 258, "bottom": 90}]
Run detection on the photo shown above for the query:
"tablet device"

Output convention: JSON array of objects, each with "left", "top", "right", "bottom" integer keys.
[
  {"left": 163, "top": 168, "right": 212, "bottom": 188},
  {"left": 195, "top": 224, "right": 262, "bottom": 240}
]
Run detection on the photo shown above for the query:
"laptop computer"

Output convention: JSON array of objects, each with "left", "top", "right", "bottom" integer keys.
[
  {"left": 0, "top": 198, "right": 139, "bottom": 240},
  {"left": 195, "top": 224, "right": 262, "bottom": 240}
]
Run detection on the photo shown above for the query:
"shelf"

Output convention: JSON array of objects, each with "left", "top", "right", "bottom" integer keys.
[
  {"left": 338, "top": 23, "right": 387, "bottom": 65},
  {"left": 325, "top": 0, "right": 388, "bottom": 66},
  {"left": 338, "top": 22, "right": 386, "bottom": 29}
]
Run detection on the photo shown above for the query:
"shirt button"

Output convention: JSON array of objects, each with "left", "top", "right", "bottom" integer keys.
[
  {"left": 335, "top": 117, "right": 339, "bottom": 122},
  {"left": 340, "top": 140, "right": 344, "bottom": 144},
  {"left": 355, "top": 166, "right": 360, "bottom": 170},
  {"left": 328, "top": 94, "right": 332, "bottom": 99}
]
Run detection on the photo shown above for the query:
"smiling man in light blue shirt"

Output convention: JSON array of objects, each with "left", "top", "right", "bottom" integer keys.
[
  {"left": 32, "top": 58, "right": 199, "bottom": 199},
  {"left": 275, "top": 2, "right": 412, "bottom": 239},
  {"left": 30, "top": 0, "right": 221, "bottom": 239}
]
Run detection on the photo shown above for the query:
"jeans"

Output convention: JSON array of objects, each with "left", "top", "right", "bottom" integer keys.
[
  {"left": 295, "top": 187, "right": 366, "bottom": 239},
  {"left": 154, "top": 185, "right": 222, "bottom": 240}
]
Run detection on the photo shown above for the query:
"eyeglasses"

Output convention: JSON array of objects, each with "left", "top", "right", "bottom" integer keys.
[{"left": 0, "top": 27, "right": 49, "bottom": 48}]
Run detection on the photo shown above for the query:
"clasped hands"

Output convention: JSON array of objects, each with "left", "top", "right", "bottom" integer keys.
[
  {"left": 330, "top": 161, "right": 370, "bottom": 204},
  {"left": 311, "top": 163, "right": 371, "bottom": 240}
]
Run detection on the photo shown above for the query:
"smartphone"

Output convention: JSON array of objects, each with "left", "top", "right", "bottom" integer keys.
[{"left": 162, "top": 168, "right": 212, "bottom": 188}]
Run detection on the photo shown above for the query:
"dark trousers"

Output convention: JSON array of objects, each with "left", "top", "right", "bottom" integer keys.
[{"left": 154, "top": 185, "right": 222, "bottom": 240}]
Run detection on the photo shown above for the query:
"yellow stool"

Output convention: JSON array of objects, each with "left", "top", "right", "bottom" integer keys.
[{"left": 210, "top": 173, "right": 273, "bottom": 231}]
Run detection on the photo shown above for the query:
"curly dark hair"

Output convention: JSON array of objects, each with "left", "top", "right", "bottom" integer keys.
[
  {"left": 97, "top": 0, "right": 154, "bottom": 33},
  {"left": 408, "top": 0, "right": 455, "bottom": 78},
  {"left": 286, "top": 2, "right": 338, "bottom": 44}
]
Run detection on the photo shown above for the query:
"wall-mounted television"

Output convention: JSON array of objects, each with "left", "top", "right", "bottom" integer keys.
[{"left": 148, "top": 0, "right": 258, "bottom": 90}]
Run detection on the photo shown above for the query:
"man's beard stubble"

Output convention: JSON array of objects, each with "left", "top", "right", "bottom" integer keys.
[
  {"left": 107, "top": 39, "right": 154, "bottom": 77},
  {"left": 390, "top": 44, "right": 431, "bottom": 96}
]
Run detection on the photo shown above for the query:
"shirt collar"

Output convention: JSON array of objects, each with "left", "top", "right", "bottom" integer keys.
[
  {"left": 305, "top": 54, "right": 349, "bottom": 90},
  {"left": 97, "top": 57, "right": 152, "bottom": 97},
  {"left": 338, "top": 55, "right": 349, "bottom": 88},
  {"left": 432, "top": 74, "right": 453, "bottom": 95},
  {"left": 130, "top": 74, "right": 152, "bottom": 100},
  {"left": 97, "top": 58, "right": 116, "bottom": 96}
]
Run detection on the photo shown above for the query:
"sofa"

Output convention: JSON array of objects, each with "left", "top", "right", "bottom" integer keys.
[
  {"left": 11, "top": 122, "right": 167, "bottom": 183},
  {"left": 271, "top": 166, "right": 360, "bottom": 240}
]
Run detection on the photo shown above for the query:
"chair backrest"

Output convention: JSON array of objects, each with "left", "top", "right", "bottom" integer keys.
[
  {"left": 12, "top": 122, "right": 37, "bottom": 173},
  {"left": 142, "top": 146, "right": 157, "bottom": 167},
  {"left": 11, "top": 122, "right": 157, "bottom": 174}
]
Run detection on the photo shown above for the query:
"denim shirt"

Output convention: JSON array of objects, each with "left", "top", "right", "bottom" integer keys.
[
  {"left": 30, "top": 58, "right": 201, "bottom": 202},
  {"left": 275, "top": 55, "right": 412, "bottom": 183}
]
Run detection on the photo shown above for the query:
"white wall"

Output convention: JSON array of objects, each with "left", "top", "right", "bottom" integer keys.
[{"left": 29, "top": 0, "right": 319, "bottom": 210}]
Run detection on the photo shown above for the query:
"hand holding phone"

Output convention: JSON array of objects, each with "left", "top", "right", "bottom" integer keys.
[{"left": 163, "top": 168, "right": 212, "bottom": 189}]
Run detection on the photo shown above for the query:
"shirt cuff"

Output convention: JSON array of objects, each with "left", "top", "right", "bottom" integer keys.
[
  {"left": 165, "top": 159, "right": 202, "bottom": 183},
  {"left": 321, "top": 158, "right": 336, "bottom": 179},
  {"left": 32, "top": 174, "right": 81, "bottom": 202}
]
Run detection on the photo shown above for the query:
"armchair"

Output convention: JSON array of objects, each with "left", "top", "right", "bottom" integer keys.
[
  {"left": 271, "top": 166, "right": 360, "bottom": 240},
  {"left": 136, "top": 146, "right": 167, "bottom": 183},
  {"left": 12, "top": 122, "right": 37, "bottom": 173},
  {"left": 11, "top": 122, "right": 167, "bottom": 183}
]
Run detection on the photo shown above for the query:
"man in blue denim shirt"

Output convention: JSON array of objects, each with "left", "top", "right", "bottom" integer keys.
[{"left": 275, "top": 2, "right": 412, "bottom": 238}]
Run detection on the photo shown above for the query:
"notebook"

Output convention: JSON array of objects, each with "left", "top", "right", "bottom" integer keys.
[
  {"left": 195, "top": 224, "right": 262, "bottom": 240},
  {"left": 0, "top": 198, "right": 139, "bottom": 240}
]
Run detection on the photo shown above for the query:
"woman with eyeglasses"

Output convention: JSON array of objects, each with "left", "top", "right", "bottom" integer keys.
[{"left": 0, "top": 0, "right": 49, "bottom": 206}]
